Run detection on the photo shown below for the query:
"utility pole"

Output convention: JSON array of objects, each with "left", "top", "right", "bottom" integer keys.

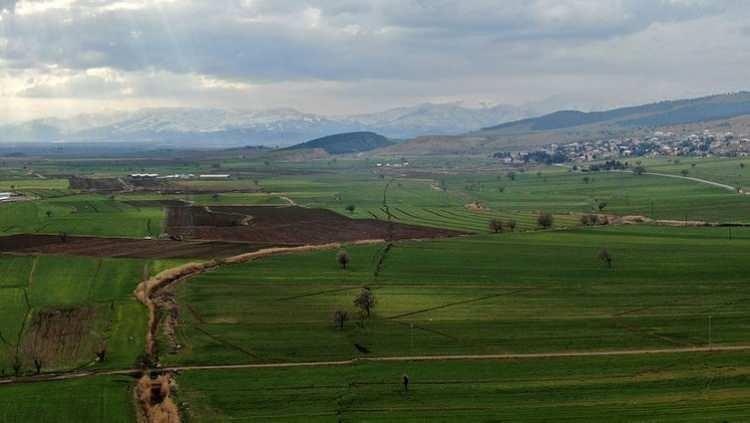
[{"left": 410, "top": 323, "right": 414, "bottom": 353}]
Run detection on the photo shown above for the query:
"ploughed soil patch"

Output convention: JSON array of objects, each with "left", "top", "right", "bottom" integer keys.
[
  {"left": 123, "top": 199, "right": 191, "bottom": 208},
  {"left": 68, "top": 176, "right": 125, "bottom": 191},
  {"left": 0, "top": 234, "right": 275, "bottom": 259},
  {"left": 166, "top": 205, "right": 466, "bottom": 244},
  {"left": 21, "top": 306, "right": 99, "bottom": 370}
]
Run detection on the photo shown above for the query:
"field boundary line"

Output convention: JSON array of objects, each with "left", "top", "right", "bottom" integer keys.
[
  {"left": 604, "top": 169, "right": 738, "bottom": 192},
  {"left": 5, "top": 345, "right": 750, "bottom": 386}
]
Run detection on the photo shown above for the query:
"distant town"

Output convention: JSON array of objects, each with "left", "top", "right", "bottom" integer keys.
[{"left": 495, "top": 129, "right": 750, "bottom": 165}]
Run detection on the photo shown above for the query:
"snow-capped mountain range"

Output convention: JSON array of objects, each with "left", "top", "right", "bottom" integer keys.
[{"left": 0, "top": 103, "right": 532, "bottom": 148}]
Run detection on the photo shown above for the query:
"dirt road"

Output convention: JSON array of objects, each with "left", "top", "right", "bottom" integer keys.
[
  {"left": 3, "top": 345, "right": 749, "bottom": 386},
  {"left": 556, "top": 164, "right": 742, "bottom": 193},
  {"left": 640, "top": 171, "right": 737, "bottom": 191}
]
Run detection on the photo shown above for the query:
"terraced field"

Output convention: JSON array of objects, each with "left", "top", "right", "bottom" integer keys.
[{"left": 368, "top": 205, "right": 580, "bottom": 232}]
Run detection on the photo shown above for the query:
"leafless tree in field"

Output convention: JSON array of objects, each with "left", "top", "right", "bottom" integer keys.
[
  {"left": 95, "top": 341, "right": 108, "bottom": 362},
  {"left": 488, "top": 219, "right": 503, "bottom": 233},
  {"left": 337, "top": 250, "right": 350, "bottom": 269},
  {"left": 598, "top": 247, "right": 613, "bottom": 268},
  {"left": 333, "top": 310, "right": 349, "bottom": 330},
  {"left": 354, "top": 287, "right": 376, "bottom": 318},
  {"left": 537, "top": 212, "right": 554, "bottom": 229}
]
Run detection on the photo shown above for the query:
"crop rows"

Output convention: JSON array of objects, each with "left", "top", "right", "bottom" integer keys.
[{"left": 367, "top": 205, "right": 581, "bottom": 233}]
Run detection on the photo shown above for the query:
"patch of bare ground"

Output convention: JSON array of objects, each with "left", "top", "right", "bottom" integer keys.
[
  {"left": 123, "top": 200, "right": 191, "bottom": 208},
  {"left": 612, "top": 215, "right": 716, "bottom": 227},
  {"left": 68, "top": 176, "right": 126, "bottom": 192},
  {"left": 21, "top": 307, "right": 99, "bottom": 371},
  {"left": 0, "top": 234, "right": 278, "bottom": 259},
  {"left": 464, "top": 201, "right": 487, "bottom": 212},
  {"left": 135, "top": 373, "right": 180, "bottom": 423},
  {"left": 165, "top": 205, "right": 466, "bottom": 243}
]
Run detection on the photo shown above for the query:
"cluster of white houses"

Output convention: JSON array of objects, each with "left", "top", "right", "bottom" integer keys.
[{"left": 498, "top": 129, "right": 750, "bottom": 164}]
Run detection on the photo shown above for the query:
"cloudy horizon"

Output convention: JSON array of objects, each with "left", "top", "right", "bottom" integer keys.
[{"left": 1, "top": 0, "right": 749, "bottom": 123}]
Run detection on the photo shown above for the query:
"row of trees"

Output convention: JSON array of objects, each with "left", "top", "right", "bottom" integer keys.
[
  {"left": 333, "top": 288, "right": 376, "bottom": 330},
  {"left": 488, "top": 213, "right": 554, "bottom": 232},
  {"left": 488, "top": 218, "right": 517, "bottom": 233}
]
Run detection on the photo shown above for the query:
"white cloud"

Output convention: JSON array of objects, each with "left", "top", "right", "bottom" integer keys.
[{"left": 0, "top": 0, "right": 748, "bottom": 121}]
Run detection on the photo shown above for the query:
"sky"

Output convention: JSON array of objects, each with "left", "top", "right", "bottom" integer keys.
[{"left": 1, "top": 0, "right": 749, "bottom": 122}]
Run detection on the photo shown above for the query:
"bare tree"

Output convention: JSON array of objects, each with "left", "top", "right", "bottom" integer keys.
[
  {"left": 537, "top": 212, "right": 554, "bottom": 229},
  {"left": 95, "top": 341, "right": 108, "bottom": 362},
  {"left": 333, "top": 310, "right": 349, "bottom": 330},
  {"left": 488, "top": 219, "right": 503, "bottom": 233},
  {"left": 598, "top": 248, "right": 613, "bottom": 268},
  {"left": 354, "top": 288, "right": 376, "bottom": 318},
  {"left": 337, "top": 250, "right": 350, "bottom": 269},
  {"left": 11, "top": 356, "right": 21, "bottom": 377}
]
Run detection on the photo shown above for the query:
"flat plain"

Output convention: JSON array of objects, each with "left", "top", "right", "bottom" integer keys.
[{"left": 1, "top": 154, "right": 750, "bottom": 422}]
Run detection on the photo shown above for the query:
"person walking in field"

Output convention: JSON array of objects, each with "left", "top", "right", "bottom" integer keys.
[{"left": 403, "top": 374, "right": 410, "bottom": 393}]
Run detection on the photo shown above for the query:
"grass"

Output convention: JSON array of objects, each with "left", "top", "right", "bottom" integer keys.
[
  {"left": 2, "top": 156, "right": 750, "bottom": 421},
  {"left": 0, "top": 194, "right": 164, "bottom": 238},
  {"left": 0, "top": 178, "right": 69, "bottom": 192},
  {"left": 254, "top": 164, "right": 750, "bottom": 224},
  {"left": 0, "top": 375, "right": 136, "bottom": 423},
  {"left": 164, "top": 225, "right": 750, "bottom": 367},
  {"left": 0, "top": 255, "right": 147, "bottom": 374},
  {"left": 640, "top": 156, "right": 750, "bottom": 188},
  {"left": 177, "top": 351, "right": 750, "bottom": 422}
]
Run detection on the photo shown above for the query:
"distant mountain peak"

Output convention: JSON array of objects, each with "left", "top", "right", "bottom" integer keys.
[{"left": 0, "top": 102, "right": 530, "bottom": 148}]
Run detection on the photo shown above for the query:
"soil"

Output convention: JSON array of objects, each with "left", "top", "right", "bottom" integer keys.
[
  {"left": 68, "top": 176, "right": 125, "bottom": 192},
  {"left": 0, "top": 234, "right": 278, "bottom": 259},
  {"left": 21, "top": 306, "right": 98, "bottom": 369},
  {"left": 165, "top": 205, "right": 465, "bottom": 244},
  {"left": 464, "top": 202, "right": 487, "bottom": 212},
  {"left": 123, "top": 200, "right": 191, "bottom": 208}
]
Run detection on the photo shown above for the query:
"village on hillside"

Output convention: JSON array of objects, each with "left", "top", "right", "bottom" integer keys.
[{"left": 497, "top": 129, "right": 750, "bottom": 164}]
